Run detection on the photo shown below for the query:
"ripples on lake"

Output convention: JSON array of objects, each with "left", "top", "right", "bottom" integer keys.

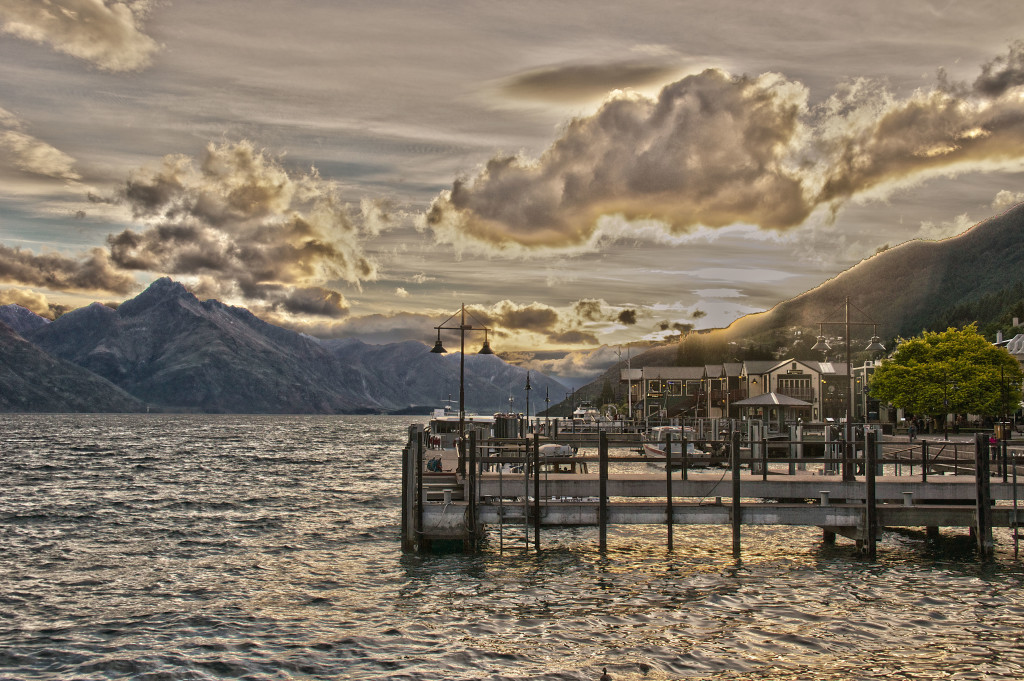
[{"left": 2, "top": 414, "right": 1023, "bottom": 680}]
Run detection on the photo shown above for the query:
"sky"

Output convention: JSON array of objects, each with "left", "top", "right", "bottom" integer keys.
[{"left": 3, "top": 1, "right": 1024, "bottom": 385}]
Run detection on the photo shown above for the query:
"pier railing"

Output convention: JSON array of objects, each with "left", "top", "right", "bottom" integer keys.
[{"left": 401, "top": 427, "right": 1023, "bottom": 559}]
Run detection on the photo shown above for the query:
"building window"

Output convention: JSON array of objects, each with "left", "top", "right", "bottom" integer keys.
[{"left": 666, "top": 380, "right": 683, "bottom": 396}]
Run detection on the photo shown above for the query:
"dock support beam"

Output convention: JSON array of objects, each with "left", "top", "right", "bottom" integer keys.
[
  {"left": 468, "top": 431, "right": 478, "bottom": 551},
  {"left": 401, "top": 441, "right": 414, "bottom": 552},
  {"left": 533, "top": 433, "right": 541, "bottom": 552},
  {"left": 864, "top": 430, "right": 877, "bottom": 560},
  {"left": 731, "top": 429, "right": 741, "bottom": 558},
  {"left": 665, "top": 431, "right": 674, "bottom": 550},
  {"left": 599, "top": 431, "right": 608, "bottom": 552},
  {"left": 975, "top": 433, "right": 993, "bottom": 558},
  {"left": 416, "top": 431, "right": 426, "bottom": 552}
]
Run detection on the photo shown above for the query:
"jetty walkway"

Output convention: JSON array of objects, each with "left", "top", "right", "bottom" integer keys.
[{"left": 400, "top": 428, "right": 1023, "bottom": 559}]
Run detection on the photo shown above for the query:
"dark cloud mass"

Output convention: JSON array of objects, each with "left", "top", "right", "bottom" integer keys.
[
  {"left": 0, "top": 244, "right": 134, "bottom": 294},
  {"left": 106, "top": 140, "right": 376, "bottom": 316},
  {"left": 973, "top": 40, "right": 1024, "bottom": 97},
  {"left": 617, "top": 309, "right": 637, "bottom": 325},
  {"left": 461, "top": 299, "right": 616, "bottom": 347},
  {"left": 428, "top": 43, "right": 1024, "bottom": 252}
]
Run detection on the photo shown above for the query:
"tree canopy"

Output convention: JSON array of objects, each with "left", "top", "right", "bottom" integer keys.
[{"left": 870, "top": 325, "right": 1023, "bottom": 418}]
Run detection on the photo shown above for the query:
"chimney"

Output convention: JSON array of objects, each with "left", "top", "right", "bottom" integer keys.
[
  {"left": 997, "top": 330, "right": 1004, "bottom": 344},
  {"left": 1014, "top": 317, "right": 1020, "bottom": 328}
]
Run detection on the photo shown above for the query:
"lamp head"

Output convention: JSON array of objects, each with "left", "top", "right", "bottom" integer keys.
[
  {"left": 811, "top": 335, "right": 832, "bottom": 353},
  {"left": 430, "top": 331, "right": 447, "bottom": 353},
  {"left": 864, "top": 336, "right": 886, "bottom": 353},
  {"left": 477, "top": 329, "right": 494, "bottom": 354}
]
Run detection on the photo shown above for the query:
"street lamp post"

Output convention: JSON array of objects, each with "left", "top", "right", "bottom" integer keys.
[
  {"left": 524, "top": 371, "right": 532, "bottom": 436},
  {"left": 812, "top": 296, "right": 886, "bottom": 481},
  {"left": 430, "top": 304, "right": 493, "bottom": 476}
]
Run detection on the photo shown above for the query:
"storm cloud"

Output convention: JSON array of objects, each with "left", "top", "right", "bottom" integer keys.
[
  {"left": 0, "top": 244, "right": 134, "bottom": 294},
  {"left": 427, "top": 43, "right": 1024, "bottom": 252},
  {"left": 466, "top": 298, "right": 629, "bottom": 347},
  {"left": 106, "top": 140, "right": 377, "bottom": 317},
  {"left": 0, "top": 0, "right": 159, "bottom": 72}
]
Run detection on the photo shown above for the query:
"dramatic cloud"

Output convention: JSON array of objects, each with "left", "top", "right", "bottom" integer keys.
[
  {"left": 0, "top": 0, "right": 159, "bottom": 71},
  {"left": 461, "top": 298, "right": 633, "bottom": 347},
  {"left": 107, "top": 140, "right": 377, "bottom": 316},
  {"left": 427, "top": 43, "right": 1024, "bottom": 253},
  {"left": 617, "top": 309, "right": 637, "bottom": 325},
  {"left": 0, "top": 244, "right": 134, "bottom": 294},
  {"left": 0, "top": 107, "right": 79, "bottom": 180},
  {"left": 470, "top": 300, "right": 560, "bottom": 334},
  {"left": 427, "top": 69, "right": 811, "bottom": 250}
]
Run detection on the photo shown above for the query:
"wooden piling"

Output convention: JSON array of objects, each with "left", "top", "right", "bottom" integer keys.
[
  {"left": 865, "top": 430, "right": 877, "bottom": 560},
  {"left": 469, "top": 430, "right": 478, "bottom": 551},
  {"left": 401, "top": 443, "right": 412, "bottom": 552},
  {"left": 415, "top": 431, "right": 425, "bottom": 552},
  {"left": 599, "top": 430, "right": 608, "bottom": 552},
  {"left": 731, "top": 429, "right": 741, "bottom": 557},
  {"left": 665, "top": 430, "right": 674, "bottom": 550},
  {"left": 975, "top": 433, "right": 993, "bottom": 558},
  {"left": 681, "top": 434, "right": 689, "bottom": 480},
  {"left": 533, "top": 433, "right": 541, "bottom": 552},
  {"left": 761, "top": 433, "right": 768, "bottom": 481},
  {"left": 921, "top": 440, "right": 929, "bottom": 482}
]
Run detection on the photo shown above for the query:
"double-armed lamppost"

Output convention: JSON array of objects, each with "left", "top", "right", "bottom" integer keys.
[
  {"left": 812, "top": 296, "right": 886, "bottom": 480},
  {"left": 524, "top": 371, "right": 532, "bottom": 435},
  {"left": 430, "top": 304, "right": 493, "bottom": 475}
]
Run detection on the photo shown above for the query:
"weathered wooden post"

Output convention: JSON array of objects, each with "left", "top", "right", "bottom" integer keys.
[
  {"left": 681, "top": 433, "right": 689, "bottom": 480},
  {"left": 865, "top": 430, "right": 877, "bottom": 560},
  {"left": 761, "top": 432, "right": 768, "bottom": 482},
  {"left": 665, "top": 430, "right": 674, "bottom": 550},
  {"left": 921, "top": 440, "right": 929, "bottom": 482},
  {"left": 788, "top": 424, "right": 797, "bottom": 475},
  {"left": 416, "top": 430, "right": 425, "bottom": 552},
  {"left": 533, "top": 433, "right": 541, "bottom": 552},
  {"left": 599, "top": 430, "right": 609, "bottom": 552},
  {"left": 731, "top": 429, "right": 742, "bottom": 558},
  {"left": 402, "top": 442, "right": 413, "bottom": 552},
  {"left": 975, "top": 433, "right": 993, "bottom": 558},
  {"left": 468, "top": 430, "right": 478, "bottom": 551}
]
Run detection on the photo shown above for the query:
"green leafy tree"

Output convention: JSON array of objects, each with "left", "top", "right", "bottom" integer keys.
[{"left": 870, "top": 325, "right": 1023, "bottom": 421}]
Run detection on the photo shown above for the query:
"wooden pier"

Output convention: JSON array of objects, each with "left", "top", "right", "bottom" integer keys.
[{"left": 401, "top": 428, "right": 1023, "bottom": 559}]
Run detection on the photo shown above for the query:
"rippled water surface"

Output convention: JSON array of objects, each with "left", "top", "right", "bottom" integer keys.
[{"left": 3, "top": 414, "right": 1024, "bottom": 680}]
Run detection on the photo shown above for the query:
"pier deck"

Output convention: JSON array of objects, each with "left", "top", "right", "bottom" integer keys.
[{"left": 402, "top": 429, "right": 1023, "bottom": 557}]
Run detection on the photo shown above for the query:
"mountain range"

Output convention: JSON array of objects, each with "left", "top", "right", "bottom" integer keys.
[{"left": 1, "top": 278, "right": 565, "bottom": 414}]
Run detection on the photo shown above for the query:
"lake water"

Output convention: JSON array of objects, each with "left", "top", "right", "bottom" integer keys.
[{"left": 2, "top": 414, "right": 1024, "bottom": 680}]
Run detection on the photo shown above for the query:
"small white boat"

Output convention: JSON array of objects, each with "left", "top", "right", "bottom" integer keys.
[
  {"left": 642, "top": 426, "right": 698, "bottom": 457},
  {"left": 642, "top": 425, "right": 724, "bottom": 468}
]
